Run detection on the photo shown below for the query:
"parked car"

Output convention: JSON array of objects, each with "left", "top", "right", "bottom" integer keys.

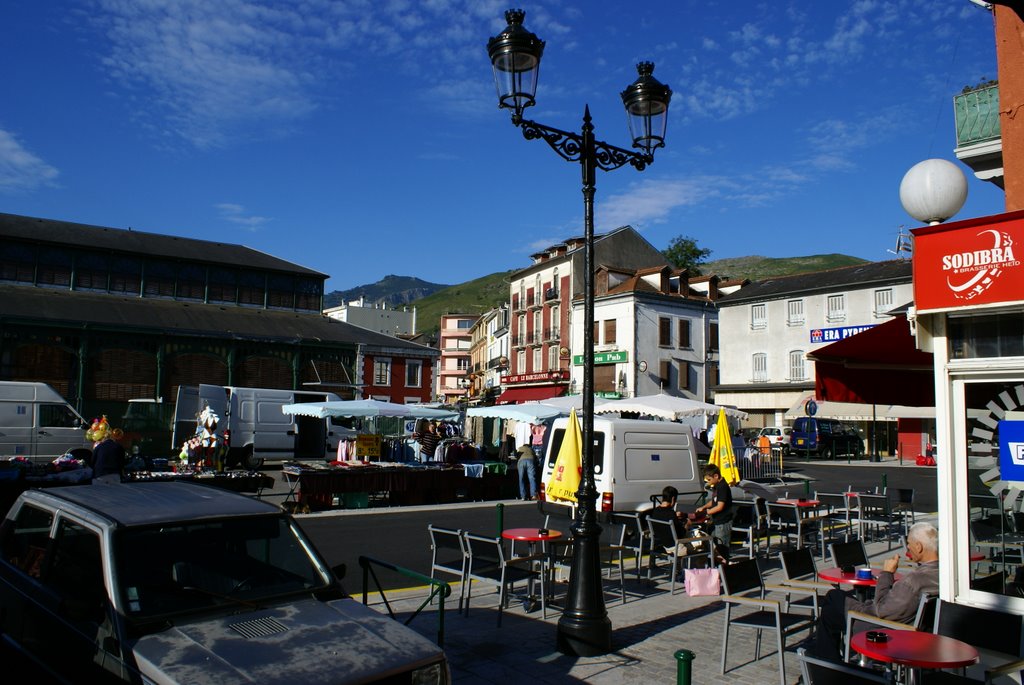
[
  {"left": 737, "top": 427, "right": 762, "bottom": 446},
  {"left": 791, "top": 417, "right": 864, "bottom": 459},
  {"left": 0, "top": 481, "right": 450, "bottom": 684},
  {"left": 757, "top": 426, "right": 793, "bottom": 453}
]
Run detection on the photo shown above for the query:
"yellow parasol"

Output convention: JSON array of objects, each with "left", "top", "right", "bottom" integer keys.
[
  {"left": 708, "top": 407, "right": 740, "bottom": 485},
  {"left": 546, "top": 407, "right": 583, "bottom": 503}
]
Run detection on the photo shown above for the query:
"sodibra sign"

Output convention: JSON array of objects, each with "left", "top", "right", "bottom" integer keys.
[{"left": 572, "top": 351, "right": 629, "bottom": 365}]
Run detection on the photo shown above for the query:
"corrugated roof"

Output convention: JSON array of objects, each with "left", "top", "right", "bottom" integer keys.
[
  {"left": 717, "top": 260, "right": 911, "bottom": 304},
  {"left": 0, "top": 284, "right": 437, "bottom": 354},
  {"left": 0, "top": 212, "right": 325, "bottom": 277}
]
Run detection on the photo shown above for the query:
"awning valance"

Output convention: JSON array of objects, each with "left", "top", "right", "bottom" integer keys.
[{"left": 495, "top": 385, "right": 565, "bottom": 405}]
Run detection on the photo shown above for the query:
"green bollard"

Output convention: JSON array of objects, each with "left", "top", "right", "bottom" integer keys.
[
  {"left": 805, "top": 478, "right": 811, "bottom": 496},
  {"left": 675, "top": 649, "right": 695, "bottom": 685},
  {"left": 496, "top": 502, "right": 504, "bottom": 537},
  {"left": 881, "top": 473, "right": 888, "bottom": 494}
]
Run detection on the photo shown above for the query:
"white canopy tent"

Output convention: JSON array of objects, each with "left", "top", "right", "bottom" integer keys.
[
  {"left": 282, "top": 399, "right": 459, "bottom": 420},
  {"left": 593, "top": 392, "right": 747, "bottom": 421},
  {"left": 465, "top": 403, "right": 566, "bottom": 423},
  {"left": 782, "top": 393, "right": 934, "bottom": 421}
]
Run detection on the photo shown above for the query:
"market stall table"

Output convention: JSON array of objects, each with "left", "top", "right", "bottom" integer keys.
[{"left": 850, "top": 628, "right": 978, "bottom": 685}]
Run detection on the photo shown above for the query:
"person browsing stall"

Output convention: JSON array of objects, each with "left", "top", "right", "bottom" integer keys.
[{"left": 812, "top": 521, "right": 940, "bottom": 662}]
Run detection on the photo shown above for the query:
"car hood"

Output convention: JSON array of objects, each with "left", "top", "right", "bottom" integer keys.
[{"left": 131, "top": 596, "right": 445, "bottom": 685}]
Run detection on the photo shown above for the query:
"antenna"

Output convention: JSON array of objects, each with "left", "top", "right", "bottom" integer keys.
[{"left": 887, "top": 225, "right": 913, "bottom": 259}]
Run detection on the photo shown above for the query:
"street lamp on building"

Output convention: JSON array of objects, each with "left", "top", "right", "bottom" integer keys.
[{"left": 487, "top": 9, "right": 671, "bottom": 656}]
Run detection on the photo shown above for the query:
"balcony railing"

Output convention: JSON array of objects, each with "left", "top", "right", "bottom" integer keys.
[
  {"left": 955, "top": 83, "right": 1000, "bottom": 147},
  {"left": 544, "top": 327, "right": 561, "bottom": 342},
  {"left": 544, "top": 287, "right": 559, "bottom": 302}
]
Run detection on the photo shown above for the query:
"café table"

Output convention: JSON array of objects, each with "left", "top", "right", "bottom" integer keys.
[
  {"left": 501, "top": 528, "right": 563, "bottom": 610},
  {"left": 819, "top": 566, "right": 901, "bottom": 601},
  {"left": 850, "top": 628, "right": 979, "bottom": 685}
]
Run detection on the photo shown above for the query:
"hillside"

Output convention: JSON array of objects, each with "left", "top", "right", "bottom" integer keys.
[
  {"left": 411, "top": 271, "right": 516, "bottom": 339},
  {"left": 337, "top": 254, "right": 873, "bottom": 339},
  {"left": 324, "top": 274, "right": 449, "bottom": 309}
]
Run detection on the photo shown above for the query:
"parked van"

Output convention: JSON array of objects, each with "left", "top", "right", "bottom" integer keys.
[
  {"left": 0, "top": 381, "right": 91, "bottom": 463},
  {"left": 538, "top": 415, "right": 703, "bottom": 513},
  {"left": 791, "top": 416, "right": 864, "bottom": 459},
  {"left": 171, "top": 384, "right": 348, "bottom": 469}
]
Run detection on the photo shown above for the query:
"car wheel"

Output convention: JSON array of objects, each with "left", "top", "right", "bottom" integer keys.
[
  {"left": 823, "top": 445, "right": 835, "bottom": 460},
  {"left": 242, "top": 447, "right": 264, "bottom": 470}
]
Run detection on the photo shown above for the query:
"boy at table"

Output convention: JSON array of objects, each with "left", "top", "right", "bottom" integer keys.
[{"left": 812, "top": 522, "right": 940, "bottom": 661}]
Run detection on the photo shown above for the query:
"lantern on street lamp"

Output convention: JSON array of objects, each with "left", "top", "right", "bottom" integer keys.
[{"left": 488, "top": 9, "right": 671, "bottom": 657}]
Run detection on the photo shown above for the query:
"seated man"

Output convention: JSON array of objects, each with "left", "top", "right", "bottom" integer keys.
[{"left": 812, "top": 521, "right": 939, "bottom": 661}]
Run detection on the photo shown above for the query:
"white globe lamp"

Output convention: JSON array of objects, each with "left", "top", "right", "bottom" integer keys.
[{"left": 899, "top": 159, "right": 968, "bottom": 225}]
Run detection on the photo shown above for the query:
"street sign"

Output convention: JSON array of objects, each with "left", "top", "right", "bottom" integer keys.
[{"left": 572, "top": 350, "right": 629, "bottom": 365}]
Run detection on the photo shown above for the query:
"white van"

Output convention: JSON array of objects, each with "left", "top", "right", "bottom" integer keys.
[
  {"left": 172, "top": 384, "right": 348, "bottom": 469},
  {"left": 539, "top": 415, "right": 704, "bottom": 513},
  {"left": 0, "top": 381, "right": 91, "bottom": 463}
]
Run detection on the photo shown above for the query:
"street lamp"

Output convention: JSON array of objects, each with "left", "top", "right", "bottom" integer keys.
[{"left": 487, "top": 8, "right": 671, "bottom": 657}]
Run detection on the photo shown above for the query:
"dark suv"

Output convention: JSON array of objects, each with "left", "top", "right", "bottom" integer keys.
[{"left": 791, "top": 417, "right": 864, "bottom": 459}]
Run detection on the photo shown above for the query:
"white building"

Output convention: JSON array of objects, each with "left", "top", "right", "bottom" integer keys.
[
  {"left": 568, "top": 265, "right": 743, "bottom": 402},
  {"left": 714, "top": 260, "right": 914, "bottom": 426},
  {"left": 324, "top": 298, "right": 417, "bottom": 336},
  {"left": 468, "top": 306, "right": 510, "bottom": 404},
  {"left": 502, "top": 226, "right": 667, "bottom": 403}
]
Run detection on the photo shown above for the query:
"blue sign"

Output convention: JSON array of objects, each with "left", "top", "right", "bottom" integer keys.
[
  {"left": 805, "top": 399, "right": 818, "bottom": 417},
  {"left": 810, "top": 325, "right": 876, "bottom": 344},
  {"left": 999, "top": 420, "right": 1024, "bottom": 484}
]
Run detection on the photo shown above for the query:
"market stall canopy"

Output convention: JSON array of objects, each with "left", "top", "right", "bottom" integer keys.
[
  {"left": 807, "top": 314, "right": 934, "bottom": 407},
  {"left": 466, "top": 403, "right": 566, "bottom": 423},
  {"left": 526, "top": 394, "right": 614, "bottom": 411},
  {"left": 783, "top": 392, "right": 934, "bottom": 421},
  {"left": 593, "top": 392, "right": 747, "bottom": 420},
  {"left": 495, "top": 386, "right": 564, "bottom": 404},
  {"left": 282, "top": 399, "right": 459, "bottom": 420}
]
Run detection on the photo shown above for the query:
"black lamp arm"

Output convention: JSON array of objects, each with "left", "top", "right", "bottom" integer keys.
[{"left": 516, "top": 117, "right": 653, "bottom": 172}]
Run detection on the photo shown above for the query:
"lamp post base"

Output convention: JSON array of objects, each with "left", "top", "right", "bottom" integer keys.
[{"left": 556, "top": 613, "right": 612, "bottom": 657}]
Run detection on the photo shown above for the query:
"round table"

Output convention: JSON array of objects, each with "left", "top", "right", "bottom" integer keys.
[
  {"left": 501, "top": 528, "right": 563, "bottom": 610},
  {"left": 818, "top": 566, "right": 900, "bottom": 601},
  {"left": 851, "top": 629, "right": 978, "bottom": 685},
  {"left": 777, "top": 499, "right": 820, "bottom": 507}
]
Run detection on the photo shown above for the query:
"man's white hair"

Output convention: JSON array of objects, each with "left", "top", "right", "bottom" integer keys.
[{"left": 908, "top": 522, "right": 938, "bottom": 552}]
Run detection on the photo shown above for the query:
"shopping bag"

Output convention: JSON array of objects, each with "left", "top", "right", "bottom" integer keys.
[{"left": 684, "top": 567, "right": 720, "bottom": 597}]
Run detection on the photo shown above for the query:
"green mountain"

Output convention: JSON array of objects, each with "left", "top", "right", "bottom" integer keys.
[
  {"left": 324, "top": 274, "right": 449, "bottom": 309},
  {"left": 410, "top": 271, "right": 516, "bottom": 340},
  {"left": 337, "top": 254, "right": 871, "bottom": 340}
]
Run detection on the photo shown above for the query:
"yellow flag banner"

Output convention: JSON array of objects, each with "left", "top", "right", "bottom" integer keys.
[
  {"left": 708, "top": 407, "right": 741, "bottom": 485},
  {"left": 546, "top": 407, "right": 582, "bottom": 503}
]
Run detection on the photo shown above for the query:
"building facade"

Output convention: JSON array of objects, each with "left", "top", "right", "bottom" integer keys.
[
  {"left": 714, "top": 260, "right": 914, "bottom": 427},
  {"left": 324, "top": 299, "right": 417, "bottom": 337},
  {"left": 567, "top": 265, "right": 740, "bottom": 402},
  {"left": 468, "top": 306, "right": 509, "bottom": 405},
  {"left": 501, "top": 226, "right": 667, "bottom": 403},
  {"left": 436, "top": 313, "right": 478, "bottom": 404},
  {"left": 0, "top": 212, "right": 438, "bottom": 429}
]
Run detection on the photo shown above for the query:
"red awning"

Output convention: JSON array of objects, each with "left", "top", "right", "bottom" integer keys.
[
  {"left": 807, "top": 315, "right": 934, "bottom": 407},
  {"left": 495, "top": 385, "right": 565, "bottom": 404}
]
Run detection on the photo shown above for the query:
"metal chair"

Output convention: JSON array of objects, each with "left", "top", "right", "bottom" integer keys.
[
  {"left": 646, "top": 515, "right": 713, "bottom": 595},
  {"left": 766, "top": 501, "right": 822, "bottom": 556},
  {"left": 856, "top": 493, "right": 899, "bottom": 549},
  {"left": 891, "top": 488, "right": 916, "bottom": 535},
  {"left": 778, "top": 547, "right": 833, "bottom": 617},
  {"left": 829, "top": 539, "right": 869, "bottom": 570},
  {"left": 463, "top": 532, "right": 547, "bottom": 626},
  {"left": 731, "top": 498, "right": 766, "bottom": 559},
  {"left": 922, "top": 599, "right": 1024, "bottom": 684},
  {"left": 611, "top": 511, "right": 648, "bottom": 580},
  {"left": 797, "top": 647, "right": 895, "bottom": 685},
  {"left": 816, "top": 490, "right": 856, "bottom": 544},
  {"left": 427, "top": 524, "right": 468, "bottom": 612},
  {"left": 719, "top": 557, "right": 817, "bottom": 685}
]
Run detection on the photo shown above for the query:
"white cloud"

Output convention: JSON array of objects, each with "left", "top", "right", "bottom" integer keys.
[
  {"left": 0, "top": 128, "right": 59, "bottom": 193},
  {"left": 216, "top": 202, "right": 271, "bottom": 230},
  {"left": 597, "top": 178, "right": 720, "bottom": 230}
]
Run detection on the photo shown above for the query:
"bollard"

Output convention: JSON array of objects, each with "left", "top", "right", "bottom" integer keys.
[
  {"left": 804, "top": 478, "right": 811, "bottom": 496},
  {"left": 496, "top": 502, "right": 504, "bottom": 537},
  {"left": 881, "top": 473, "right": 888, "bottom": 493},
  {"left": 675, "top": 649, "right": 695, "bottom": 685}
]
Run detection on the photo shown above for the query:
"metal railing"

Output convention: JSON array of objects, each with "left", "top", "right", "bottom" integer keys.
[
  {"left": 954, "top": 83, "right": 1000, "bottom": 147},
  {"left": 737, "top": 446, "right": 784, "bottom": 481},
  {"left": 359, "top": 555, "right": 451, "bottom": 647}
]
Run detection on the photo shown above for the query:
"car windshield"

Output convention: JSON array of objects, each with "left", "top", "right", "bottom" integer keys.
[{"left": 114, "top": 515, "right": 331, "bottom": 620}]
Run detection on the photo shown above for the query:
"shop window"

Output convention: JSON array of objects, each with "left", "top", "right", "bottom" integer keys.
[{"left": 949, "top": 313, "right": 1024, "bottom": 359}]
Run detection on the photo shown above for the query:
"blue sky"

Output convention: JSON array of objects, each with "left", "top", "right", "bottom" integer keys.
[{"left": 0, "top": 1, "right": 1006, "bottom": 292}]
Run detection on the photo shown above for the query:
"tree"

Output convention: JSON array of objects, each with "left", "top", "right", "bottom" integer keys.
[{"left": 663, "top": 235, "right": 711, "bottom": 274}]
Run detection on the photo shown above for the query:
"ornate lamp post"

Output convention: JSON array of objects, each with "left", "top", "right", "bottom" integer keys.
[{"left": 487, "top": 8, "right": 671, "bottom": 656}]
